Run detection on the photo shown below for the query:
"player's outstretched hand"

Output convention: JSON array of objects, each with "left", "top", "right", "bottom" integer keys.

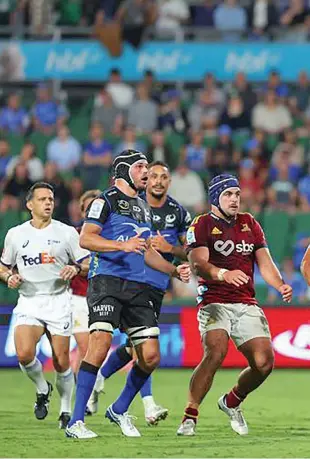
[
  {"left": 123, "top": 235, "right": 147, "bottom": 254},
  {"left": 8, "top": 274, "right": 23, "bottom": 289},
  {"left": 150, "top": 231, "right": 173, "bottom": 253},
  {"left": 60, "top": 265, "right": 79, "bottom": 281},
  {"left": 176, "top": 263, "right": 191, "bottom": 283},
  {"left": 222, "top": 270, "right": 249, "bottom": 287},
  {"left": 278, "top": 284, "right": 293, "bottom": 303}
]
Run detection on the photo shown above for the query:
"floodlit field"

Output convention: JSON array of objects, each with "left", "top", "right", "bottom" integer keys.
[{"left": 1, "top": 368, "right": 309, "bottom": 458}]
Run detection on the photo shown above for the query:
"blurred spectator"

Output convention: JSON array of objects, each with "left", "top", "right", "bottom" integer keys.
[
  {"left": 220, "top": 93, "right": 251, "bottom": 131},
  {"left": 280, "top": 0, "right": 309, "bottom": 28},
  {"left": 92, "top": 87, "right": 123, "bottom": 133},
  {"left": 67, "top": 176, "right": 84, "bottom": 226},
  {"left": 169, "top": 163, "right": 206, "bottom": 216},
  {"left": 199, "top": 73, "right": 226, "bottom": 113},
  {"left": 93, "top": 10, "right": 122, "bottom": 57},
  {"left": 291, "top": 71, "right": 310, "bottom": 112},
  {"left": 270, "top": 148, "right": 302, "bottom": 184},
  {"left": 128, "top": 83, "right": 158, "bottom": 133},
  {"left": 148, "top": 130, "right": 174, "bottom": 167},
  {"left": 226, "top": 72, "right": 257, "bottom": 112},
  {"left": 81, "top": 0, "right": 101, "bottom": 25},
  {"left": 81, "top": 122, "right": 112, "bottom": 188},
  {"left": 266, "top": 160, "right": 298, "bottom": 212},
  {"left": 216, "top": 124, "right": 233, "bottom": 154},
  {"left": 43, "top": 161, "right": 71, "bottom": 223},
  {"left": 142, "top": 69, "right": 162, "bottom": 103},
  {"left": 245, "top": 137, "right": 269, "bottom": 183},
  {"left": 252, "top": 90, "right": 292, "bottom": 134},
  {"left": 47, "top": 125, "right": 81, "bottom": 172},
  {"left": 57, "top": 0, "right": 82, "bottom": 25},
  {"left": 105, "top": 68, "right": 134, "bottom": 110},
  {"left": 298, "top": 164, "right": 310, "bottom": 211},
  {"left": 155, "top": 0, "right": 190, "bottom": 38},
  {"left": 189, "top": 89, "right": 219, "bottom": 132},
  {"left": 29, "top": 0, "right": 54, "bottom": 35},
  {"left": 238, "top": 158, "right": 264, "bottom": 212},
  {"left": 293, "top": 234, "right": 310, "bottom": 269},
  {"left": 247, "top": 0, "right": 278, "bottom": 39},
  {"left": 267, "top": 258, "right": 307, "bottom": 303},
  {"left": 0, "top": 139, "right": 11, "bottom": 184},
  {"left": 114, "top": 125, "right": 146, "bottom": 155},
  {"left": 6, "top": 142, "right": 44, "bottom": 182},
  {"left": 214, "top": 0, "right": 247, "bottom": 39},
  {"left": 0, "top": 0, "right": 17, "bottom": 25},
  {"left": 158, "top": 90, "right": 188, "bottom": 133},
  {"left": 192, "top": 0, "right": 215, "bottom": 27},
  {"left": 181, "top": 131, "right": 208, "bottom": 171},
  {"left": 263, "top": 70, "right": 289, "bottom": 98},
  {"left": 116, "top": 0, "right": 156, "bottom": 47},
  {"left": 0, "top": 93, "right": 29, "bottom": 134},
  {"left": 31, "top": 84, "right": 68, "bottom": 134},
  {"left": 272, "top": 129, "right": 304, "bottom": 167},
  {"left": 209, "top": 147, "right": 235, "bottom": 177},
  {"left": 0, "top": 162, "right": 32, "bottom": 213}
]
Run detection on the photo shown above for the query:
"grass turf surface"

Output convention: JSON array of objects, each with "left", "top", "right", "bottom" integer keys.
[{"left": 0, "top": 368, "right": 309, "bottom": 458}]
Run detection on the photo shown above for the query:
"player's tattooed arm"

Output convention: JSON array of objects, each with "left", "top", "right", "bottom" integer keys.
[
  {"left": 0, "top": 263, "right": 12, "bottom": 283},
  {"left": 256, "top": 247, "right": 292, "bottom": 302},
  {"left": 188, "top": 247, "right": 249, "bottom": 287},
  {"left": 301, "top": 244, "right": 310, "bottom": 286},
  {"left": 0, "top": 263, "right": 22, "bottom": 288}
]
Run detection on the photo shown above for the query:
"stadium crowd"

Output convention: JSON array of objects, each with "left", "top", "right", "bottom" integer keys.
[
  {"left": 0, "top": 68, "right": 310, "bottom": 301},
  {"left": 2, "top": 0, "right": 310, "bottom": 42}
]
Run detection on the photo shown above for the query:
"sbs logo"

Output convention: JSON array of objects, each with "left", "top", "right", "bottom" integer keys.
[{"left": 214, "top": 240, "right": 254, "bottom": 257}]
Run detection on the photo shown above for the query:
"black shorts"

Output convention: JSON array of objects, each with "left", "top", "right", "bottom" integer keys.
[{"left": 87, "top": 275, "right": 160, "bottom": 331}]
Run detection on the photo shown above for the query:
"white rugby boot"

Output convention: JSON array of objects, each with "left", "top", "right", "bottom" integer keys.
[
  {"left": 145, "top": 404, "right": 168, "bottom": 426},
  {"left": 105, "top": 404, "right": 141, "bottom": 437},
  {"left": 65, "top": 420, "right": 98, "bottom": 439},
  {"left": 218, "top": 394, "right": 248, "bottom": 435},
  {"left": 177, "top": 419, "right": 196, "bottom": 436}
]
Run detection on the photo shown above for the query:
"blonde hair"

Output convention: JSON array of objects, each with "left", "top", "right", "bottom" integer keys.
[{"left": 79, "top": 189, "right": 101, "bottom": 212}]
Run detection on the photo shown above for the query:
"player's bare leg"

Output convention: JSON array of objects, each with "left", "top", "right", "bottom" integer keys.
[
  {"left": 106, "top": 337, "right": 160, "bottom": 437},
  {"left": 15, "top": 325, "right": 53, "bottom": 420},
  {"left": 219, "top": 337, "right": 274, "bottom": 435},
  {"left": 72, "top": 332, "right": 89, "bottom": 375},
  {"left": 177, "top": 330, "right": 229, "bottom": 436},
  {"left": 49, "top": 334, "right": 75, "bottom": 429},
  {"left": 66, "top": 330, "right": 113, "bottom": 439}
]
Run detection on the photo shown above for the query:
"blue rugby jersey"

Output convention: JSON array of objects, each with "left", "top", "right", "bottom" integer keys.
[
  {"left": 85, "top": 186, "right": 152, "bottom": 283},
  {"left": 142, "top": 193, "right": 191, "bottom": 291}
]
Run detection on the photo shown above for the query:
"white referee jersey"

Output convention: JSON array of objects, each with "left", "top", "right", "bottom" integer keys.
[{"left": 1, "top": 219, "right": 89, "bottom": 296}]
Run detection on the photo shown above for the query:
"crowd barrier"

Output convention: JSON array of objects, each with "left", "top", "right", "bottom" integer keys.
[
  {"left": 2, "top": 41, "right": 310, "bottom": 82},
  {"left": 0, "top": 305, "right": 309, "bottom": 368}
]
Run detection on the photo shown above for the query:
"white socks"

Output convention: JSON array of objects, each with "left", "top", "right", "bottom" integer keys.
[
  {"left": 93, "top": 370, "right": 105, "bottom": 393},
  {"left": 142, "top": 395, "right": 156, "bottom": 412},
  {"left": 55, "top": 367, "right": 74, "bottom": 414},
  {"left": 19, "top": 357, "right": 48, "bottom": 394}
]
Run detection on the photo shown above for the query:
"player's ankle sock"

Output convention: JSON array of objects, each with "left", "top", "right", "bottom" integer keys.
[
  {"left": 112, "top": 363, "right": 151, "bottom": 414},
  {"left": 19, "top": 357, "right": 49, "bottom": 394},
  {"left": 68, "top": 361, "right": 98, "bottom": 426},
  {"left": 93, "top": 369, "right": 104, "bottom": 392},
  {"left": 55, "top": 368, "right": 74, "bottom": 414},
  {"left": 142, "top": 395, "right": 156, "bottom": 412},
  {"left": 140, "top": 373, "right": 152, "bottom": 397},
  {"left": 225, "top": 386, "right": 246, "bottom": 408},
  {"left": 182, "top": 407, "right": 198, "bottom": 424},
  {"left": 100, "top": 345, "right": 132, "bottom": 379}
]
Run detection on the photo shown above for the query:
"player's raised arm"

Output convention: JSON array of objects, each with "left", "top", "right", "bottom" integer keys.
[
  {"left": 301, "top": 245, "right": 310, "bottom": 285},
  {"left": 255, "top": 247, "right": 292, "bottom": 302}
]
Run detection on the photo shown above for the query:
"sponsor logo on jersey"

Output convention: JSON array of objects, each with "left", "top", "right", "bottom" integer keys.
[
  {"left": 116, "top": 222, "right": 151, "bottom": 241},
  {"left": 214, "top": 239, "right": 254, "bottom": 256},
  {"left": 166, "top": 214, "right": 176, "bottom": 224},
  {"left": 153, "top": 214, "right": 161, "bottom": 222},
  {"left": 93, "top": 304, "right": 115, "bottom": 317},
  {"left": 241, "top": 223, "right": 251, "bottom": 232},
  {"left": 211, "top": 227, "right": 222, "bottom": 235},
  {"left": 118, "top": 200, "right": 129, "bottom": 210},
  {"left": 47, "top": 239, "right": 60, "bottom": 245},
  {"left": 22, "top": 252, "right": 56, "bottom": 266},
  {"left": 22, "top": 240, "right": 29, "bottom": 248},
  {"left": 88, "top": 199, "right": 104, "bottom": 219},
  {"left": 186, "top": 226, "right": 196, "bottom": 244},
  {"left": 133, "top": 206, "right": 141, "bottom": 213}
]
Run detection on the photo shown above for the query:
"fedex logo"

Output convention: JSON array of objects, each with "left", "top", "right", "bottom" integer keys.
[
  {"left": 22, "top": 252, "right": 56, "bottom": 266},
  {"left": 214, "top": 240, "right": 254, "bottom": 257}
]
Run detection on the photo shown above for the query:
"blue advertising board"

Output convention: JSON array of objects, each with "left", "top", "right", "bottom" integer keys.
[{"left": 2, "top": 41, "right": 310, "bottom": 82}]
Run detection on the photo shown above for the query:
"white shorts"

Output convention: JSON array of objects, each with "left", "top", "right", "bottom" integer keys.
[
  {"left": 13, "top": 291, "right": 72, "bottom": 337},
  {"left": 71, "top": 294, "right": 89, "bottom": 334},
  {"left": 197, "top": 303, "right": 271, "bottom": 348}
]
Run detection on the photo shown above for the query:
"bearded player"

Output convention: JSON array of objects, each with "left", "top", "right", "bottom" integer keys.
[{"left": 177, "top": 174, "right": 292, "bottom": 437}]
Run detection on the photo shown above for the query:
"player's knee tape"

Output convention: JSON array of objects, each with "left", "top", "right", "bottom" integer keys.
[
  {"left": 89, "top": 322, "right": 113, "bottom": 334},
  {"left": 127, "top": 326, "right": 160, "bottom": 346}
]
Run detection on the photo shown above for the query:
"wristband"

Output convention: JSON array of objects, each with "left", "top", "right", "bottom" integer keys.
[{"left": 217, "top": 268, "right": 228, "bottom": 281}]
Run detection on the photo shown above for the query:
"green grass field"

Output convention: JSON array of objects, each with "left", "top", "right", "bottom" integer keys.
[{"left": 0, "top": 368, "right": 309, "bottom": 458}]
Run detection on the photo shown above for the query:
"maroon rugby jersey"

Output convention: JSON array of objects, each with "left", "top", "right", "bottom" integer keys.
[
  {"left": 70, "top": 227, "right": 88, "bottom": 297},
  {"left": 186, "top": 212, "right": 267, "bottom": 306}
]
